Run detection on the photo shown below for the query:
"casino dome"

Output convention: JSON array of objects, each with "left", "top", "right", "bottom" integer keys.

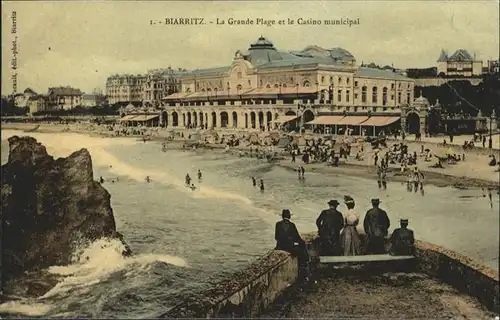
[{"left": 245, "top": 36, "right": 283, "bottom": 66}]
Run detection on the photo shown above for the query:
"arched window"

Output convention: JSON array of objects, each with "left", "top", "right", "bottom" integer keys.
[
  {"left": 266, "top": 84, "right": 271, "bottom": 88},
  {"left": 303, "top": 81, "right": 311, "bottom": 87},
  {"left": 321, "top": 76, "right": 325, "bottom": 84},
  {"left": 274, "top": 84, "right": 279, "bottom": 88},
  {"left": 282, "top": 84, "right": 287, "bottom": 88},
  {"left": 361, "top": 86, "right": 367, "bottom": 103},
  {"left": 338, "top": 77, "right": 342, "bottom": 84},
  {"left": 201, "top": 88, "right": 206, "bottom": 92},
  {"left": 372, "top": 87, "right": 378, "bottom": 104},
  {"left": 330, "top": 77, "right": 333, "bottom": 83},
  {"left": 260, "top": 80, "right": 263, "bottom": 87},
  {"left": 237, "top": 84, "right": 243, "bottom": 91},
  {"left": 382, "top": 87, "right": 388, "bottom": 105}
]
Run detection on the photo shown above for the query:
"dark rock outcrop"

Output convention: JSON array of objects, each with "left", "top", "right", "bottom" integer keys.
[{"left": 1, "top": 136, "right": 131, "bottom": 285}]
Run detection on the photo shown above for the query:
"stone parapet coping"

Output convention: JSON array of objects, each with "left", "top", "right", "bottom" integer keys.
[
  {"left": 161, "top": 249, "right": 297, "bottom": 318},
  {"left": 163, "top": 233, "right": 499, "bottom": 318}
]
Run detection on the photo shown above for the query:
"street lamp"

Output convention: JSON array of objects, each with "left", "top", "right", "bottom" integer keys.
[{"left": 489, "top": 110, "right": 496, "bottom": 149}]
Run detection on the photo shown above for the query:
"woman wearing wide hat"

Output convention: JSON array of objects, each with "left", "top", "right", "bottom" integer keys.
[{"left": 340, "top": 195, "right": 362, "bottom": 256}]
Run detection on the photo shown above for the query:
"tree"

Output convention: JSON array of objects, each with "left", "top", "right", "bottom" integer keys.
[
  {"left": 1, "top": 96, "right": 27, "bottom": 116},
  {"left": 415, "top": 75, "right": 500, "bottom": 116}
]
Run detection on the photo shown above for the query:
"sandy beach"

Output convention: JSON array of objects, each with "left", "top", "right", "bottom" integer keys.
[{"left": 2, "top": 122, "right": 499, "bottom": 190}]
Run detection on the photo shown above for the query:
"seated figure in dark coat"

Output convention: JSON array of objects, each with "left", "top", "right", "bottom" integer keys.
[
  {"left": 275, "top": 209, "right": 309, "bottom": 279},
  {"left": 389, "top": 219, "right": 415, "bottom": 256}
]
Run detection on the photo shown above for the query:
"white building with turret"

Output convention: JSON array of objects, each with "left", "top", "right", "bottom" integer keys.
[{"left": 437, "top": 49, "right": 483, "bottom": 77}]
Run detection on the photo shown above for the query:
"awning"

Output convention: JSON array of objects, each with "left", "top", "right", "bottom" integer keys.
[
  {"left": 184, "top": 89, "right": 253, "bottom": 100},
  {"left": 274, "top": 115, "right": 299, "bottom": 124},
  {"left": 336, "top": 116, "right": 370, "bottom": 126},
  {"left": 119, "top": 115, "right": 137, "bottom": 121},
  {"left": 306, "top": 116, "right": 346, "bottom": 125},
  {"left": 129, "top": 115, "right": 159, "bottom": 122},
  {"left": 361, "top": 116, "right": 400, "bottom": 127},
  {"left": 183, "top": 92, "right": 212, "bottom": 100},
  {"left": 164, "top": 92, "right": 191, "bottom": 100},
  {"left": 243, "top": 88, "right": 279, "bottom": 96},
  {"left": 243, "top": 86, "right": 318, "bottom": 97},
  {"left": 279, "top": 87, "right": 318, "bottom": 95}
]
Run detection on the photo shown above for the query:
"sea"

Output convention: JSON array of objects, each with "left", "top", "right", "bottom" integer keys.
[{"left": 0, "top": 129, "right": 498, "bottom": 318}]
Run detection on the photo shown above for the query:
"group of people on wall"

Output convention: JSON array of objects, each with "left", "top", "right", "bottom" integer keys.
[{"left": 274, "top": 196, "right": 415, "bottom": 278}]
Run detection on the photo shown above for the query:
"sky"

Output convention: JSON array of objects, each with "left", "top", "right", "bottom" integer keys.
[{"left": 1, "top": 0, "right": 499, "bottom": 94}]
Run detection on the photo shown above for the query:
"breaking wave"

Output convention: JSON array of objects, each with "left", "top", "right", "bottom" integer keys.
[{"left": 0, "top": 237, "right": 187, "bottom": 317}]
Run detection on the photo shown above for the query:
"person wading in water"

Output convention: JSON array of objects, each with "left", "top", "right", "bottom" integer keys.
[
  {"left": 260, "top": 179, "right": 265, "bottom": 192},
  {"left": 274, "top": 209, "right": 309, "bottom": 281},
  {"left": 316, "top": 200, "right": 344, "bottom": 256},
  {"left": 197, "top": 169, "right": 202, "bottom": 181},
  {"left": 185, "top": 174, "right": 191, "bottom": 186}
]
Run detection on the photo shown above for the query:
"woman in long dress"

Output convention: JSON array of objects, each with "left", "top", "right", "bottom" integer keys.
[{"left": 341, "top": 195, "right": 362, "bottom": 256}]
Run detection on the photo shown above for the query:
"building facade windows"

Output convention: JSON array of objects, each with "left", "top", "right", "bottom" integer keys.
[
  {"left": 361, "top": 86, "right": 367, "bottom": 103},
  {"left": 372, "top": 87, "right": 378, "bottom": 104}
]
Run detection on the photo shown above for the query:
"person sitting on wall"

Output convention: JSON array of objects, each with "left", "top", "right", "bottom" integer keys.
[
  {"left": 389, "top": 219, "right": 415, "bottom": 256},
  {"left": 275, "top": 209, "right": 309, "bottom": 279}
]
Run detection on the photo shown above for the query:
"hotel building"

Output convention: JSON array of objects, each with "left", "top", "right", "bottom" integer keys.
[
  {"left": 121, "top": 37, "right": 427, "bottom": 135},
  {"left": 437, "top": 49, "right": 483, "bottom": 77}
]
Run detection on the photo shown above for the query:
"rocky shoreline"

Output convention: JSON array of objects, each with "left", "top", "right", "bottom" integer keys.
[{"left": 1, "top": 136, "right": 131, "bottom": 300}]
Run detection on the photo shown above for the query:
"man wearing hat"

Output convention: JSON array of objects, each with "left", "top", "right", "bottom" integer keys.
[
  {"left": 275, "top": 209, "right": 304, "bottom": 252},
  {"left": 363, "top": 198, "right": 390, "bottom": 254},
  {"left": 275, "top": 209, "right": 309, "bottom": 279},
  {"left": 316, "top": 199, "right": 345, "bottom": 256},
  {"left": 389, "top": 219, "right": 415, "bottom": 256}
]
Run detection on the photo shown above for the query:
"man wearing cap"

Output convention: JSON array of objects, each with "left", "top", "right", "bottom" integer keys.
[
  {"left": 363, "top": 198, "right": 390, "bottom": 254},
  {"left": 316, "top": 199, "right": 345, "bottom": 256},
  {"left": 275, "top": 209, "right": 309, "bottom": 279},
  {"left": 389, "top": 219, "right": 415, "bottom": 256}
]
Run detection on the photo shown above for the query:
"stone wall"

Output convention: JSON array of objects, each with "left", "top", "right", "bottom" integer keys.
[
  {"left": 161, "top": 249, "right": 298, "bottom": 318},
  {"left": 415, "top": 239, "right": 499, "bottom": 313},
  {"left": 162, "top": 233, "right": 498, "bottom": 318}
]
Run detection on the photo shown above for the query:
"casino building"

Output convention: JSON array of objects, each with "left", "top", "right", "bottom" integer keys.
[{"left": 121, "top": 36, "right": 426, "bottom": 136}]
